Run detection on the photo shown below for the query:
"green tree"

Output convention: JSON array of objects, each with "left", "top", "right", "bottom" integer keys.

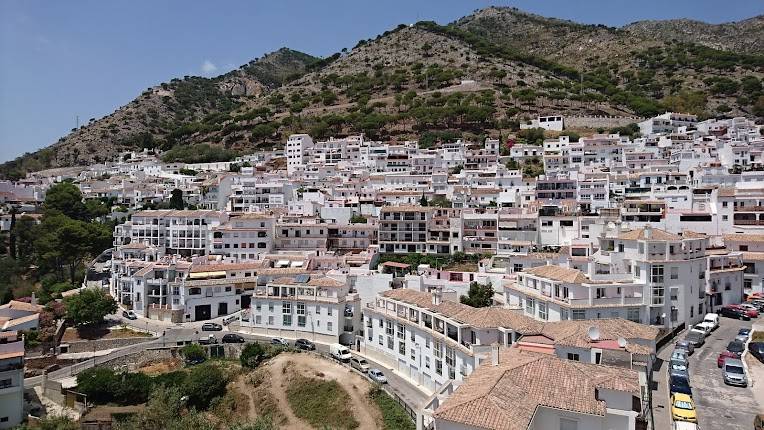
[
  {"left": 240, "top": 342, "right": 269, "bottom": 368},
  {"left": 182, "top": 364, "right": 227, "bottom": 410},
  {"left": 64, "top": 288, "right": 117, "bottom": 327},
  {"left": 44, "top": 182, "right": 87, "bottom": 220},
  {"left": 180, "top": 343, "right": 206, "bottom": 363},
  {"left": 349, "top": 214, "right": 367, "bottom": 224},
  {"left": 419, "top": 194, "right": 428, "bottom": 206},
  {"left": 169, "top": 189, "right": 184, "bottom": 210},
  {"left": 76, "top": 367, "right": 119, "bottom": 404},
  {"left": 460, "top": 281, "right": 494, "bottom": 307},
  {"left": 85, "top": 199, "right": 109, "bottom": 221}
]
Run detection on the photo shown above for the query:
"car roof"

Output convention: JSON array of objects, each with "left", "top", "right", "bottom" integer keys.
[
  {"left": 724, "top": 358, "right": 744, "bottom": 366},
  {"left": 672, "top": 393, "right": 692, "bottom": 401}
]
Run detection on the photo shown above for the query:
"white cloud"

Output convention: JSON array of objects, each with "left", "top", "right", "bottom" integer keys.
[{"left": 201, "top": 60, "right": 218, "bottom": 75}]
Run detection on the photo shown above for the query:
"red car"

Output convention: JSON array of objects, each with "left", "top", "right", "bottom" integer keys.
[
  {"left": 718, "top": 350, "right": 738, "bottom": 367},
  {"left": 731, "top": 304, "right": 759, "bottom": 318}
]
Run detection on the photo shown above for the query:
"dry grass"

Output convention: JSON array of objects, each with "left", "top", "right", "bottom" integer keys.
[
  {"left": 62, "top": 325, "right": 152, "bottom": 341},
  {"left": 286, "top": 375, "right": 359, "bottom": 430}
]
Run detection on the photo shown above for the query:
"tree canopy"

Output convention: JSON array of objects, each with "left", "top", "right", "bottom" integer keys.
[
  {"left": 460, "top": 281, "right": 494, "bottom": 307},
  {"left": 64, "top": 287, "right": 117, "bottom": 326}
]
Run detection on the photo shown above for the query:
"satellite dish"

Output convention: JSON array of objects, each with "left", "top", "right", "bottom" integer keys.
[
  {"left": 617, "top": 337, "right": 628, "bottom": 348},
  {"left": 588, "top": 326, "right": 601, "bottom": 341}
]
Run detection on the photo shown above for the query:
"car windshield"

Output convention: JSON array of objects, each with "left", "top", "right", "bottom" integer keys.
[
  {"left": 728, "top": 342, "right": 744, "bottom": 353},
  {"left": 725, "top": 365, "right": 744, "bottom": 374},
  {"left": 674, "top": 400, "right": 694, "bottom": 410},
  {"left": 739, "top": 329, "right": 751, "bottom": 335},
  {"left": 671, "top": 363, "right": 687, "bottom": 371}
]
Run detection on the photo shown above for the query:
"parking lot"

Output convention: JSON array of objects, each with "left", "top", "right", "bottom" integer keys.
[{"left": 656, "top": 316, "right": 759, "bottom": 430}]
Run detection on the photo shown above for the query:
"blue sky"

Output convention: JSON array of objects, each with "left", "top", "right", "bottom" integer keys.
[{"left": 1, "top": 0, "right": 763, "bottom": 163}]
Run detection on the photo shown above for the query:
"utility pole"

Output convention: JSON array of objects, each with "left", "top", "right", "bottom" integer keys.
[{"left": 76, "top": 115, "right": 80, "bottom": 129}]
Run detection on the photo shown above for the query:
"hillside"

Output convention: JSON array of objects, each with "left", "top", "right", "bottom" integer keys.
[{"left": 3, "top": 7, "right": 763, "bottom": 178}]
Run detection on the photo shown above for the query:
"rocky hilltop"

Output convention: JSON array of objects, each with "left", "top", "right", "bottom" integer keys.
[{"left": 3, "top": 7, "right": 763, "bottom": 178}]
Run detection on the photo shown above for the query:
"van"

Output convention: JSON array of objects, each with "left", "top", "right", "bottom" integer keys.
[
  {"left": 330, "top": 343, "right": 352, "bottom": 362},
  {"left": 672, "top": 421, "right": 699, "bottom": 430},
  {"left": 702, "top": 313, "right": 719, "bottom": 330},
  {"left": 350, "top": 356, "right": 370, "bottom": 373}
]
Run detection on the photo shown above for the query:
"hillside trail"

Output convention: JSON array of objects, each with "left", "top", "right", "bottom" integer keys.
[{"left": 266, "top": 352, "right": 382, "bottom": 430}]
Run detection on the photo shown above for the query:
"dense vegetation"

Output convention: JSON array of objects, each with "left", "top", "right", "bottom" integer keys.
[{"left": 286, "top": 376, "right": 359, "bottom": 430}]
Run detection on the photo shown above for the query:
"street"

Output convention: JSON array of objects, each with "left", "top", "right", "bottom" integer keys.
[{"left": 654, "top": 316, "right": 760, "bottom": 430}]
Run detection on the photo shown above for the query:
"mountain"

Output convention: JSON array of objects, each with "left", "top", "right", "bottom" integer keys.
[{"left": 3, "top": 7, "right": 763, "bottom": 178}]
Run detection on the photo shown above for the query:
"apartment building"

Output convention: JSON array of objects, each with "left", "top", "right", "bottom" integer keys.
[
  {"left": 242, "top": 274, "right": 361, "bottom": 345},
  {"left": 0, "top": 331, "right": 24, "bottom": 429},
  {"left": 211, "top": 213, "right": 276, "bottom": 261},
  {"left": 113, "top": 210, "right": 227, "bottom": 256}
]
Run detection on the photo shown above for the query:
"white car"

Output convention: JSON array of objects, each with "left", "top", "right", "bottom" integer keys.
[
  {"left": 694, "top": 322, "right": 714, "bottom": 337},
  {"left": 368, "top": 368, "right": 387, "bottom": 384},
  {"left": 702, "top": 313, "right": 719, "bottom": 330}
]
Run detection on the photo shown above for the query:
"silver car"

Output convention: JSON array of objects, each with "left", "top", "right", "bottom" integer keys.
[
  {"left": 368, "top": 368, "right": 387, "bottom": 384},
  {"left": 722, "top": 358, "right": 748, "bottom": 387},
  {"left": 670, "top": 349, "right": 689, "bottom": 368}
]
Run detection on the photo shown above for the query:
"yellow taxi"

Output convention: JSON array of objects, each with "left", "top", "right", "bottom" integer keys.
[{"left": 671, "top": 393, "right": 698, "bottom": 423}]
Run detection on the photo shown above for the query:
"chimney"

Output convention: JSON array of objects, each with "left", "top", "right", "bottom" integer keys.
[
  {"left": 431, "top": 288, "right": 442, "bottom": 305},
  {"left": 31, "top": 292, "right": 37, "bottom": 306},
  {"left": 491, "top": 344, "right": 500, "bottom": 366},
  {"left": 644, "top": 225, "right": 652, "bottom": 239}
]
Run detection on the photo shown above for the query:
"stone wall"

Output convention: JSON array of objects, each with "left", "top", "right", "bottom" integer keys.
[
  {"left": 565, "top": 115, "right": 644, "bottom": 129},
  {"left": 62, "top": 336, "right": 155, "bottom": 353}
]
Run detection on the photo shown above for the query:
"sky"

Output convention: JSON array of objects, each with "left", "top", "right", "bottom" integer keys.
[{"left": 1, "top": 0, "right": 763, "bottom": 163}]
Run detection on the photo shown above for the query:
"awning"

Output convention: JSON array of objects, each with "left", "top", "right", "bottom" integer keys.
[
  {"left": 382, "top": 262, "right": 410, "bottom": 269},
  {"left": 189, "top": 271, "right": 226, "bottom": 279},
  {"left": 290, "top": 261, "right": 304, "bottom": 268}
]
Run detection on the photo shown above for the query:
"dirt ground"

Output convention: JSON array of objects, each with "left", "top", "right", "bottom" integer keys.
[
  {"left": 231, "top": 352, "right": 382, "bottom": 430},
  {"left": 61, "top": 325, "right": 152, "bottom": 341},
  {"left": 137, "top": 358, "right": 182, "bottom": 375}
]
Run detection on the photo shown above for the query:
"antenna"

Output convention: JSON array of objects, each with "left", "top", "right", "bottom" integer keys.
[
  {"left": 617, "top": 337, "right": 628, "bottom": 348},
  {"left": 587, "top": 326, "right": 600, "bottom": 341}
]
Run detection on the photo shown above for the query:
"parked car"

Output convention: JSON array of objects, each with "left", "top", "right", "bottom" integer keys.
[
  {"left": 670, "top": 373, "right": 692, "bottom": 396},
  {"left": 726, "top": 340, "right": 745, "bottom": 356},
  {"left": 671, "top": 350, "right": 689, "bottom": 368},
  {"left": 350, "top": 356, "right": 370, "bottom": 373},
  {"left": 185, "top": 356, "right": 206, "bottom": 366},
  {"left": 722, "top": 358, "right": 748, "bottom": 387},
  {"left": 694, "top": 321, "right": 714, "bottom": 337},
  {"left": 720, "top": 305, "right": 751, "bottom": 321},
  {"left": 675, "top": 340, "right": 695, "bottom": 356},
  {"left": 329, "top": 343, "right": 352, "bottom": 362},
  {"left": 735, "top": 327, "right": 752, "bottom": 343},
  {"left": 270, "top": 337, "right": 289, "bottom": 347},
  {"left": 737, "top": 303, "right": 760, "bottom": 317},
  {"left": 670, "top": 363, "right": 690, "bottom": 381},
  {"left": 368, "top": 368, "right": 387, "bottom": 384},
  {"left": 731, "top": 304, "right": 758, "bottom": 319},
  {"left": 201, "top": 322, "right": 223, "bottom": 331},
  {"left": 295, "top": 338, "right": 316, "bottom": 350},
  {"left": 670, "top": 393, "right": 698, "bottom": 423},
  {"left": 122, "top": 310, "right": 137, "bottom": 320},
  {"left": 749, "top": 342, "right": 764, "bottom": 363},
  {"left": 685, "top": 329, "right": 705, "bottom": 348},
  {"left": 198, "top": 334, "right": 218, "bottom": 345},
  {"left": 222, "top": 333, "right": 245, "bottom": 343},
  {"left": 717, "top": 350, "right": 738, "bottom": 367},
  {"left": 702, "top": 313, "right": 720, "bottom": 330}
]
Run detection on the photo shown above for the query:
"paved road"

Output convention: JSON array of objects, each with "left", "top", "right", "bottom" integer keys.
[{"left": 654, "top": 316, "right": 758, "bottom": 430}]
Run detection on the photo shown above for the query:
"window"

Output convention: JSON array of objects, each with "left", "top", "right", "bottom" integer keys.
[
  {"left": 283, "top": 314, "right": 292, "bottom": 326},
  {"left": 387, "top": 337, "right": 394, "bottom": 350},
  {"left": 627, "top": 308, "right": 640, "bottom": 323},
  {"left": 635, "top": 265, "right": 641, "bottom": 277},
  {"left": 327, "top": 321, "right": 333, "bottom": 332},
  {"left": 397, "top": 323, "right": 405, "bottom": 339},
  {"left": 268, "top": 316, "right": 273, "bottom": 325},
  {"left": 386, "top": 321, "right": 394, "bottom": 336},
  {"left": 268, "top": 302, "right": 274, "bottom": 312},
  {"left": 561, "top": 308, "right": 569, "bottom": 320},
  {"left": 435, "top": 360, "right": 442, "bottom": 375},
  {"left": 282, "top": 302, "right": 291, "bottom": 314},
  {"left": 670, "top": 267, "right": 679, "bottom": 280},
  {"left": 571, "top": 310, "right": 586, "bottom": 320},
  {"left": 538, "top": 302, "right": 548, "bottom": 320},
  {"left": 398, "top": 341, "right": 405, "bottom": 355},
  {"left": 410, "top": 330, "right": 415, "bottom": 342},
  {"left": 445, "top": 347, "right": 455, "bottom": 367},
  {"left": 378, "top": 335, "right": 383, "bottom": 345},
  {"left": 567, "top": 353, "right": 580, "bottom": 361},
  {"left": 410, "top": 349, "right": 416, "bottom": 360},
  {"left": 255, "top": 315, "right": 262, "bottom": 325},
  {"left": 425, "top": 356, "right": 430, "bottom": 369},
  {"left": 651, "top": 265, "right": 664, "bottom": 284},
  {"left": 525, "top": 298, "right": 535, "bottom": 315}
]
